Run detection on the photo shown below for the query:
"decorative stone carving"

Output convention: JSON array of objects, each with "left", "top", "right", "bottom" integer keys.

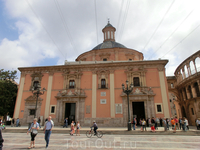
[{"left": 99, "top": 53, "right": 111, "bottom": 60}]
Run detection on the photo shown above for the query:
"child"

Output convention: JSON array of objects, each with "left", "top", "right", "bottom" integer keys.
[{"left": 151, "top": 125, "right": 155, "bottom": 132}]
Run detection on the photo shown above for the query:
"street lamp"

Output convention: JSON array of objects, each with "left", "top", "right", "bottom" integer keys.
[
  {"left": 31, "top": 83, "right": 46, "bottom": 118},
  {"left": 122, "top": 80, "right": 134, "bottom": 131}
]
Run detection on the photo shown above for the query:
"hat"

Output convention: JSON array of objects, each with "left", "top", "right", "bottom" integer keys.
[
  {"left": 34, "top": 118, "right": 37, "bottom": 121},
  {"left": 93, "top": 120, "right": 95, "bottom": 122}
]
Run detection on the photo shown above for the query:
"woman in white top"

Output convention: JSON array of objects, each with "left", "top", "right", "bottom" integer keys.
[
  {"left": 76, "top": 121, "right": 81, "bottom": 136},
  {"left": 185, "top": 118, "right": 189, "bottom": 130},
  {"left": 27, "top": 118, "right": 39, "bottom": 149}
]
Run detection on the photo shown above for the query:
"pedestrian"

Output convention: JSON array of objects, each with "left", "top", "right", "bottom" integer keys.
[
  {"left": 171, "top": 118, "right": 176, "bottom": 133},
  {"left": 163, "top": 118, "right": 167, "bottom": 131},
  {"left": 63, "top": 118, "right": 68, "bottom": 128},
  {"left": 198, "top": 118, "right": 200, "bottom": 130},
  {"left": 70, "top": 121, "right": 75, "bottom": 135},
  {"left": 142, "top": 119, "right": 146, "bottom": 131},
  {"left": 182, "top": 117, "right": 186, "bottom": 131},
  {"left": 38, "top": 117, "right": 41, "bottom": 128},
  {"left": 132, "top": 118, "right": 136, "bottom": 130},
  {"left": 44, "top": 116, "right": 54, "bottom": 149},
  {"left": 16, "top": 118, "right": 19, "bottom": 127},
  {"left": 174, "top": 117, "right": 178, "bottom": 130},
  {"left": 159, "top": 118, "right": 163, "bottom": 127},
  {"left": 76, "top": 121, "right": 81, "bottom": 136},
  {"left": 151, "top": 125, "right": 156, "bottom": 132},
  {"left": 185, "top": 118, "right": 189, "bottom": 130},
  {"left": 148, "top": 118, "right": 151, "bottom": 127},
  {"left": 146, "top": 118, "right": 149, "bottom": 127},
  {"left": 179, "top": 118, "right": 182, "bottom": 130},
  {"left": 166, "top": 118, "right": 169, "bottom": 130},
  {"left": 0, "top": 125, "right": 5, "bottom": 150},
  {"left": 155, "top": 118, "right": 159, "bottom": 129},
  {"left": 12, "top": 118, "right": 15, "bottom": 127},
  {"left": 0, "top": 119, "right": 2, "bottom": 126},
  {"left": 196, "top": 118, "right": 199, "bottom": 130},
  {"left": 27, "top": 118, "right": 39, "bottom": 149}
]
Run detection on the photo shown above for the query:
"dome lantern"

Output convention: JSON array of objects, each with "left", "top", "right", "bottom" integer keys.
[{"left": 102, "top": 20, "right": 116, "bottom": 42}]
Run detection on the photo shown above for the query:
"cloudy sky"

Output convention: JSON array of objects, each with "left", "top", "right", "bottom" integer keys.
[{"left": 0, "top": 0, "right": 200, "bottom": 83}]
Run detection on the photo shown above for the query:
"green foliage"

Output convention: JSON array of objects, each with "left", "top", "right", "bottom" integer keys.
[{"left": 0, "top": 69, "right": 18, "bottom": 119}]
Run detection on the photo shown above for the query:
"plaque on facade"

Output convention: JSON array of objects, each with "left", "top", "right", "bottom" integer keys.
[
  {"left": 101, "top": 92, "right": 106, "bottom": 96},
  {"left": 100, "top": 99, "right": 106, "bottom": 104},
  {"left": 86, "top": 105, "right": 90, "bottom": 114},
  {"left": 115, "top": 104, "right": 122, "bottom": 114}
]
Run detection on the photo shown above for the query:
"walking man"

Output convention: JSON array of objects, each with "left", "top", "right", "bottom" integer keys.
[
  {"left": 44, "top": 116, "right": 54, "bottom": 149},
  {"left": 16, "top": 118, "right": 19, "bottom": 127}
]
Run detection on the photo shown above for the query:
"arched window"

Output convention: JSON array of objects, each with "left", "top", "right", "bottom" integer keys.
[
  {"left": 101, "top": 79, "right": 106, "bottom": 88},
  {"left": 111, "top": 31, "right": 113, "bottom": 39},
  {"left": 133, "top": 77, "right": 140, "bottom": 86},
  {"left": 33, "top": 81, "right": 39, "bottom": 90},
  {"left": 108, "top": 31, "right": 110, "bottom": 39},
  {"left": 69, "top": 80, "right": 75, "bottom": 89}
]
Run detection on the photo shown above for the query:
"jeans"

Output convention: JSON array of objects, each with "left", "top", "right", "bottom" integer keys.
[
  {"left": 38, "top": 123, "right": 41, "bottom": 128},
  {"left": 45, "top": 130, "right": 52, "bottom": 147},
  {"left": 63, "top": 123, "right": 68, "bottom": 128},
  {"left": 133, "top": 124, "right": 135, "bottom": 130},
  {"left": 16, "top": 122, "right": 19, "bottom": 127},
  {"left": 94, "top": 127, "right": 97, "bottom": 135}
]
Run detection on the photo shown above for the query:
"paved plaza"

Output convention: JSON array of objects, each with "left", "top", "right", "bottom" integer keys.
[{"left": 2, "top": 132, "right": 200, "bottom": 150}]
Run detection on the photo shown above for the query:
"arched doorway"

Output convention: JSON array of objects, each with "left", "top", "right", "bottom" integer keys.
[{"left": 181, "top": 106, "right": 186, "bottom": 118}]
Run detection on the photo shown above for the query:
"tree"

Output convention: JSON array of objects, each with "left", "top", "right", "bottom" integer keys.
[{"left": 0, "top": 69, "right": 18, "bottom": 122}]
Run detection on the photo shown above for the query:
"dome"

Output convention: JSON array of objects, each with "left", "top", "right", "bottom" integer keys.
[{"left": 92, "top": 41, "right": 127, "bottom": 50}]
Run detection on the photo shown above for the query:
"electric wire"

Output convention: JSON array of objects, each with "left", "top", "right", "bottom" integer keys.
[
  {"left": 26, "top": 0, "right": 65, "bottom": 59},
  {"left": 116, "top": 0, "right": 124, "bottom": 40},
  {"left": 54, "top": 0, "right": 78, "bottom": 58},
  {"left": 160, "top": 23, "right": 200, "bottom": 58},
  {"left": 94, "top": 0, "right": 99, "bottom": 44},
  {"left": 119, "top": 0, "right": 131, "bottom": 42},
  {"left": 148, "top": 10, "right": 194, "bottom": 59},
  {"left": 142, "top": 0, "right": 175, "bottom": 52}
]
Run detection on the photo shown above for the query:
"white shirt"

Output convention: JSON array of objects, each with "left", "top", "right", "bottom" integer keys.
[{"left": 185, "top": 119, "right": 188, "bottom": 126}]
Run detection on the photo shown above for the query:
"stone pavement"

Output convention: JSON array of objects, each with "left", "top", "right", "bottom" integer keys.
[
  {"left": 2, "top": 133, "right": 200, "bottom": 150},
  {"left": 2, "top": 125, "right": 200, "bottom": 136}
]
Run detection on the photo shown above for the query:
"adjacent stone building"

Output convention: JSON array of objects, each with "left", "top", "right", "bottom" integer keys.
[
  {"left": 167, "top": 50, "right": 200, "bottom": 125},
  {"left": 14, "top": 22, "right": 172, "bottom": 126}
]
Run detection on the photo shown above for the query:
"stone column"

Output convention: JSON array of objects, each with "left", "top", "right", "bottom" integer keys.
[
  {"left": 44, "top": 72, "right": 54, "bottom": 119},
  {"left": 92, "top": 72, "right": 97, "bottom": 118},
  {"left": 186, "top": 87, "right": 191, "bottom": 99},
  {"left": 158, "top": 68, "right": 170, "bottom": 118},
  {"left": 110, "top": 71, "right": 115, "bottom": 118},
  {"left": 192, "top": 84, "right": 197, "bottom": 98},
  {"left": 14, "top": 73, "right": 26, "bottom": 118},
  {"left": 186, "top": 64, "right": 191, "bottom": 76},
  {"left": 193, "top": 60, "right": 197, "bottom": 73}
]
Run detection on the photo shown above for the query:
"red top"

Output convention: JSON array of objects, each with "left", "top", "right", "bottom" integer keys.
[{"left": 174, "top": 118, "right": 178, "bottom": 123}]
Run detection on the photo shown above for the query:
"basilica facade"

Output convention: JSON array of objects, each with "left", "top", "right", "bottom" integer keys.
[{"left": 14, "top": 22, "right": 172, "bottom": 126}]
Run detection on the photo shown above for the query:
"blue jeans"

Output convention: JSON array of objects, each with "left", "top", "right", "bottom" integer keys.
[
  {"left": 63, "top": 123, "right": 68, "bottom": 128},
  {"left": 45, "top": 130, "right": 52, "bottom": 147},
  {"left": 133, "top": 124, "right": 135, "bottom": 130},
  {"left": 16, "top": 122, "right": 19, "bottom": 127}
]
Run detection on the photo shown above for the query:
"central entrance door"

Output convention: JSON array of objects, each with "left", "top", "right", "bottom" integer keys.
[
  {"left": 132, "top": 102, "right": 145, "bottom": 125},
  {"left": 65, "top": 103, "right": 76, "bottom": 125}
]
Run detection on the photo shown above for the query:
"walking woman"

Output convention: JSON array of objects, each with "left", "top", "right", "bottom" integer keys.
[
  {"left": 27, "top": 118, "right": 39, "bottom": 149},
  {"left": 76, "top": 121, "right": 81, "bottom": 136},
  {"left": 70, "top": 121, "right": 75, "bottom": 135}
]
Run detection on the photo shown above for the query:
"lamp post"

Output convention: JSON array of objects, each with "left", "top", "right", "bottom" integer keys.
[
  {"left": 32, "top": 83, "right": 46, "bottom": 118},
  {"left": 122, "top": 80, "right": 133, "bottom": 131}
]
